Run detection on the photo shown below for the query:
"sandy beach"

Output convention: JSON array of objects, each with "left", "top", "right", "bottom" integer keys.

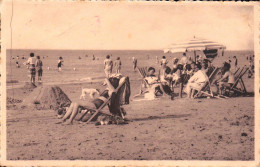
[{"left": 6, "top": 50, "right": 255, "bottom": 160}]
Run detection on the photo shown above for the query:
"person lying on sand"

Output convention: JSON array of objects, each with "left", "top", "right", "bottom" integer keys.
[{"left": 56, "top": 76, "right": 127, "bottom": 125}]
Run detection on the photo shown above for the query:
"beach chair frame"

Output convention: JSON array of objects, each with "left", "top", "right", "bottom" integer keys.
[
  {"left": 193, "top": 67, "right": 222, "bottom": 98},
  {"left": 85, "top": 77, "right": 127, "bottom": 123},
  {"left": 134, "top": 67, "right": 153, "bottom": 97},
  {"left": 224, "top": 67, "right": 248, "bottom": 96}
]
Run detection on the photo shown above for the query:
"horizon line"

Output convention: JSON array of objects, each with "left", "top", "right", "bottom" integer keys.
[{"left": 6, "top": 48, "right": 254, "bottom": 52}]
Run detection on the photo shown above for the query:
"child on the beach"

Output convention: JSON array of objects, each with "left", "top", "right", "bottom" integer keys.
[
  {"left": 30, "top": 64, "right": 36, "bottom": 84},
  {"left": 57, "top": 57, "right": 63, "bottom": 72}
]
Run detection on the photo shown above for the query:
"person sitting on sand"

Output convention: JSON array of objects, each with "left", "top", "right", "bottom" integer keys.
[
  {"left": 185, "top": 61, "right": 209, "bottom": 98},
  {"left": 216, "top": 62, "right": 235, "bottom": 95},
  {"left": 57, "top": 76, "right": 128, "bottom": 125}
]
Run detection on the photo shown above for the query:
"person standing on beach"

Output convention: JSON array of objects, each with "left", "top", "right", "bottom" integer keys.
[
  {"left": 231, "top": 56, "right": 238, "bottom": 72},
  {"left": 132, "top": 57, "right": 137, "bottom": 71},
  {"left": 26, "top": 53, "right": 36, "bottom": 84},
  {"left": 160, "top": 56, "right": 168, "bottom": 70},
  {"left": 93, "top": 55, "right": 95, "bottom": 61},
  {"left": 114, "top": 57, "right": 122, "bottom": 74},
  {"left": 57, "top": 57, "right": 63, "bottom": 72},
  {"left": 36, "top": 56, "right": 43, "bottom": 81},
  {"left": 104, "top": 55, "right": 113, "bottom": 78},
  {"left": 179, "top": 53, "right": 188, "bottom": 66}
]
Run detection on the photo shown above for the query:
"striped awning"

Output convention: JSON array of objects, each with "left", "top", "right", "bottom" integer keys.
[{"left": 164, "top": 38, "right": 226, "bottom": 53}]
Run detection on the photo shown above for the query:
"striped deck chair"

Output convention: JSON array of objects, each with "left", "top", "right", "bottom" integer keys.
[
  {"left": 193, "top": 67, "right": 223, "bottom": 98},
  {"left": 224, "top": 67, "right": 248, "bottom": 96},
  {"left": 134, "top": 67, "right": 152, "bottom": 97},
  {"left": 85, "top": 76, "right": 129, "bottom": 123}
]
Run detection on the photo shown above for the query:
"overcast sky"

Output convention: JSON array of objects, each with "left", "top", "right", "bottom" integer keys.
[{"left": 2, "top": 1, "right": 254, "bottom": 50}]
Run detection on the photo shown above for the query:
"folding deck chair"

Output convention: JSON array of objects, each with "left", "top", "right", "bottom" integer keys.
[
  {"left": 85, "top": 76, "right": 129, "bottom": 123},
  {"left": 134, "top": 66, "right": 158, "bottom": 97},
  {"left": 224, "top": 67, "right": 248, "bottom": 96},
  {"left": 193, "top": 67, "right": 224, "bottom": 98}
]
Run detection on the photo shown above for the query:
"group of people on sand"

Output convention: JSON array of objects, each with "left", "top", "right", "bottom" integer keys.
[
  {"left": 25, "top": 53, "right": 43, "bottom": 84},
  {"left": 142, "top": 53, "right": 241, "bottom": 99},
  {"left": 22, "top": 52, "right": 67, "bottom": 84},
  {"left": 103, "top": 55, "right": 138, "bottom": 78}
]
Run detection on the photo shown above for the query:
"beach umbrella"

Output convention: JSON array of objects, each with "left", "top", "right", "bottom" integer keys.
[{"left": 164, "top": 37, "right": 226, "bottom": 62}]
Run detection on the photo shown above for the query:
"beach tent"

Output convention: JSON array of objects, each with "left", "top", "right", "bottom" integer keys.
[{"left": 163, "top": 37, "right": 226, "bottom": 62}]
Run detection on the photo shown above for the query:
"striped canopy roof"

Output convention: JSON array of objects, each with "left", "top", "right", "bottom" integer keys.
[{"left": 164, "top": 38, "right": 226, "bottom": 53}]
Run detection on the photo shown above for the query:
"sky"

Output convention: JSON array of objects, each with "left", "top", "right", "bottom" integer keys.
[{"left": 2, "top": 1, "right": 254, "bottom": 50}]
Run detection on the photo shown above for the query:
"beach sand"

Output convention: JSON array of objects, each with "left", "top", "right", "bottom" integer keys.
[{"left": 6, "top": 50, "right": 255, "bottom": 160}]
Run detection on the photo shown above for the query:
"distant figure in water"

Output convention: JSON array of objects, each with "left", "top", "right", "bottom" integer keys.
[
  {"left": 57, "top": 57, "right": 63, "bottom": 72},
  {"left": 93, "top": 55, "right": 95, "bottom": 60},
  {"left": 85, "top": 54, "right": 88, "bottom": 57},
  {"left": 78, "top": 56, "right": 81, "bottom": 59},
  {"left": 114, "top": 57, "right": 122, "bottom": 74},
  {"left": 132, "top": 57, "right": 137, "bottom": 71},
  {"left": 104, "top": 55, "right": 113, "bottom": 78},
  {"left": 16, "top": 61, "right": 20, "bottom": 68}
]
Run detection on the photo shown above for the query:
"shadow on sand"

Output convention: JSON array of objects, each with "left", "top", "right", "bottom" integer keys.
[{"left": 130, "top": 114, "right": 191, "bottom": 122}]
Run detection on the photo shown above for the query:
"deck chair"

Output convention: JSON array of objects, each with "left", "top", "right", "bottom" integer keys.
[
  {"left": 193, "top": 67, "right": 223, "bottom": 98},
  {"left": 224, "top": 67, "right": 248, "bottom": 96},
  {"left": 134, "top": 67, "right": 159, "bottom": 97},
  {"left": 85, "top": 76, "right": 129, "bottom": 123}
]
